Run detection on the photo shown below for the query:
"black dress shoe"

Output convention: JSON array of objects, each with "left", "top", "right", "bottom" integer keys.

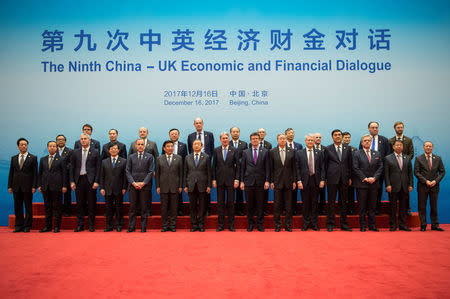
[
  {"left": 369, "top": 227, "right": 379, "bottom": 232},
  {"left": 389, "top": 227, "right": 396, "bottom": 231},
  {"left": 407, "top": 209, "right": 412, "bottom": 216},
  {"left": 236, "top": 211, "right": 244, "bottom": 216},
  {"left": 40, "top": 227, "right": 52, "bottom": 233},
  {"left": 89, "top": 228, "right": 95, "bottom": 232},
  {"left": 13, "top": 228, "right": 24, "bottom": 233},
  {"left": 161, "top": 228, "right": 168, "bottom": 232},
  {"left": 327, "top": 227, "right": 333, "bottom": 232},
  {"left": 127, "top": 228, "right": 135, "bottom": 233},
  {"left": 54, "top": 228, "right": 60, "bottom": 233},
  {"left": 341, "top": 226, "right": 352, "bottom": 232},
  {"left": 141, "top": 228, "right": 146, "bottom": 232},
  {"left": 247, "top": 225, "right": 254, "bottom": 232},
  {"left": 216, "top": 227, "right": 224, "bottom": 232},
  {"left": 229, "top": 227, "right": 235, "bottom": 232},
  {"left": 275, "top": 226, "right": 281, "bottom": 232},
  {"left": 301, "top": 227, "right": 308, "bottom": 231},
  {"left": 257, "top": 226, "right": 264, "bottom": 232},
  {"left": 360, "top": 227, "right": 366, "bottom": 232},
  {"left": 190, "top": 228, "right": 197, "bottom": 232},
  {"left": 282, "top": 211, "right": 286, "bottom": 216},
  {"left": 170, "top": 228, "right": 176, "bottom": 232},
  {"left": 116, "top": 227, "right": 122, "bottom": 232},
  {"left": 74, "top": 226, "right": 84, "bottom": 232},
  {"left": 399, "top": 226, "right": 412, "bottom": 231},
  {"left": 431, "top": 226, "right": 444, "bottom": 231},
  {"left": 285, "top": 227, "right": 292, "bottom": 232},
  {"left": 264, "top": 212, "right": 269, "bottom": 216},
  {"left": 375, "top": 211, "right": 381, "bottom": 216},
  {"left": 420, "top": 227, "right": 426, "bottom": 231},
  {"left": 177, "top": 211, "right": 184, "bottom": 216},
  {"left": 23, "top": 228, "right": 30, "bottom": 233},
  {"left": 312, "top": 226, "right": 319, "bottom": 231},
  {"left": 199, "top": 227, "right": 205, "bottom": 232},
  {"left": 104, "top": 228, "right": 113, "bottom": 232}
]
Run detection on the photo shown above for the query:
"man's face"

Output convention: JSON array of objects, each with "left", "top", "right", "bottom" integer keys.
[
  {"left": 169, "top": 130, "right": 179, "bottom": 142},
  {"left": 82, "top": 126, "right": 92, "bottom": 136},
  {"left": 393, "top": 142, "right": 403, "bottom": 154},
  {"left": 305, "top": 136, "right": 315, "bottom": 149},
  {"left": 47, "top": 142, "right": 57, "bottom": 155},
  {"left": 258, "top": 129, "right": 266, "bottom": 140},
  {"left": 194, "top": 119, "right": 203, "bottom": 131},
  {"left": 139, "top": 128, "right": 148, "bottom": 139},
  {"left": 164, "top": 143, "right": 174, "bottom": 155},
  {"left": 109, "top": 130, "right": 118, "bottom": 142},
  {"left": 285, "top": 130, "right": 294, "bottom": 142},
  {"left": 343, "top": 134, "right": 351, "bottom": 145},
  {"left": 250, "top": 135, "right": 260, "bottom": 147},
  {"left": 332, "top": 132, "right": 342, "bottom": 144},
  {"left": 314, "top": 134, "right": 322, "bottom": 145},
  {"left": 80, "top": 135, "right": 90, "bottom": 147},
  {"left": 230, "top": 127, "right": 240, "bottom": 140},
  {"left": 136, "top": 140, "right": 145, "bottom": 152},
  {"left": 394, "top": 124, "right": 404, "bottom": 136},
  {"left": 361, "top": 137, "right": 372, "bottom": 150},
  {"left": 18, "top": 141, "right": 28, "bottom": 153},
  {"left": 277, "top": 134, "right": 287, "bottom": 147},
  {"left": 220, "top": 134, "right": 230, "bottom": 147},
  {"left": 56, "top": 136, "right": 66, "bottom": 148},
  {"left": 192, "top": 140, "right": 203, "bottom": 152},
  {"left": 109, "top": 145, "right": 119, "bottom": 157},
  {"left": 368, "top": 123, "right": 379, "bottom": 136},
  {"left": 424, "top": 142, "right": 433, "bottom": 155}
]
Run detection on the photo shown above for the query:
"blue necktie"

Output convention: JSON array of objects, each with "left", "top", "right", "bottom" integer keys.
[
  {"left": 371, "top": 137, "right": 375, "bottom": 150},
  {"left": 223, "top": 148, "right": 227, "bottom": 161},
  {"left": 195, "top": 153, "right": 199, "bottom": 166}
]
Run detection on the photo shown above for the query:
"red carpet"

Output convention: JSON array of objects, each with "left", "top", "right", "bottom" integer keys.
[{"left": 0, "top": 226, "right": 449, "bottom": 298}]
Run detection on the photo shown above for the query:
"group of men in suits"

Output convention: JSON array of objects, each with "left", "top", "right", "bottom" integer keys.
[{"left": 8, "top": 120, "right": 446, "bottom": 232}]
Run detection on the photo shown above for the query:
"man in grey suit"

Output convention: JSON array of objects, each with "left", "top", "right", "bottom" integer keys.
[
  {"left": 184, "top": 139, "right": 212, "bottom": 232},
  {"left": 414, "top": 141, "right": 445, "bottom": 231},
  {"left": 100, "top": 143, "right": 127, "bottom": 232},
  {"left": 128, "top": 126, "right": 159, "bottom": 216},
  {"left": 126, "top": 139, "right": 154, "bottom": 232},
  {"left": 385, "top": 140, "right": 414, "bottom": 231},
  {"left": 156, "top": 140, "right": 183, "bottom": 232}
]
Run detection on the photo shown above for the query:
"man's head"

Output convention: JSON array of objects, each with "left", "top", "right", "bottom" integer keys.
[
  {"left": 314, "top": 133, "right": 322, "bottom": 145},
  {"left": 139, "top": 127, "right": 148, "bottom": 139},
  {"left": 194, "top": 117, "right": 204, "bottom": 132},
  {"left": 342, "top": 132, "right": 351, "bottom": 145},
  {"left": 220, "top": 132, "right": 230, "bottom": 147},
  {"left": 393, "top": 140, "right": 404, "bottom": 154},
  {"left": 80, "top": 133, "right": 91, "bottom": 148},
  {"left": 192, "top": 139, "right": 203, "bottom": 153},
  {"left": 257, "top": 128, "right": 266, "bottom": 141},
  {"left": 250, "top": 132, "right": 260, "bottom": 148},
  {"left": 169, "top": 128, "right": 179, "bottom": 142},
  {"left": 360, "top": 134, "right": 372, "bottom": 150},
  {"left": 393, "top": 121, "right": 404, "bottom": 136},
  {"left": 331, "top": 129, "right": 342, "bottom": 145},
  {"left": 285, "top": 128, "right": 295, "bottom": 142},
  {"left": 277, "top": 133, "right": 287, "bottom": 148},
  {"left": 109, "top": 129, "right": 118, "bottom": 142},
  {"left": 17, "top": 138, "right": 28, "bottom": 154},
  {"left": 56, "top": 134, "right": 66, "bottom": 148},
  {"left": 423, "top": 141, "right": 433, "bottom": 155},
  {"left": 82, "top": 124, "right": 93, "bottom": 136},
  {"left": 230, "top": 126, "right": 240, "bottom": 141},
  {"left": 109, "top": 143, "right": 119, "bottom": 157},
  {"left": 368, "top": 121, "right": 379, "bottom": 136},
  {"left": 163, "top": 140, "right": 174, "bottom": 155},
  {"left": 135, "top": 139, "right": 145, "bottom": 153},
  {"left": 47, "top": 141, "right": 57, "bottom": 155},
  {"left": 305, "top": 134, "right": 315, "bottom": 149}
]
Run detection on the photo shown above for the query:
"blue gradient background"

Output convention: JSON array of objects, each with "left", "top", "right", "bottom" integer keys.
[{"left": 0, "top": 0, "right": 449, "bottom": 225}]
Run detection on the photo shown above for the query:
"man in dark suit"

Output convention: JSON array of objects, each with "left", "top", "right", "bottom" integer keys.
[
  {"left": 343, "top": 132, "right": 358, "bottom": 215},
  {"left": 296, "top": 134, "right": 325, "bottom": 231},
  {"left": 360, "top": 121, "right": 391, "bottom": 214},
  {"left": 212, "top": 132, "right": 239, "bottom": 232},
  {"left": 384, "top": 140, "right": 414, "bottom": 231},
  {"left": 388, "top": 121, "right": 414, "bottom": 215},
  {"left": 100, "top": 143, "right": 127, "bottom": 232},
  {"left": 314, "top": 132, "right": 326, "bottom": 215},
  {"left": 162, "top": 128, "right": 187, "bottom": 216},
  {"left": 257, "top": 128, "right": 272, "bottom": 216},
  {"left": 187, "top": 117, "right": 215, "bottom": 156},
  {"left": 8, "top": 138, "right": 38, "bottom": 232},
  {"left": 70, "top": 133, "right": 101, "bottom": 232},
  {"left": 101, "top": 129, "right": 127, "bottom": 160},
  {"left": 128, "top": 127, "right": 159, "bottom": 216},
  {"left": 74, "top": 124, "right": 101, "bottom": 151},
  {"left": 241, "top": 132, "right": 270, "bottom": 232},
  {"left": 353, "top": 135, "right": 384, "bottom": 231},
  {"left": 156, "top": 140, "right": 183, "bottom": 232},
  {"left": 284, "top": 128, "right": 302, "bottom": 216},
  {"left": 56, "top": 134, "right": 73, "bottom": 216},
  {"left": 324, "top": 129, "right": 352, "bottom": 231},
  {"left": 269, "top": 133, "right": 296, "bottom": 232},
  {"left": 38, "top": 141, "right": 67, "bottom": 233},
  {"left": 126, "top": 139, "right": 154, "bottom": 232},
  {"left": 414, "top": 141, "right": 445, "bottom": 231},
  {"left": 230, "top": 126, "right": 248, "bottom": 216},
  {"left": 184, "top": 139, "right": 212, "bottom": 232}
]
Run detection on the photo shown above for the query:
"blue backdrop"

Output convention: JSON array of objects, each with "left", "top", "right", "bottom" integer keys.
[{"left": 1, "top": 0, "right": 449, "bottom": 225}]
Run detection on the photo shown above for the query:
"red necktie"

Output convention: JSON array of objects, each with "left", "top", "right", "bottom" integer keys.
[
  {"left": 366, "top": 150, "right": 371, "bottom": 163},
  {"left": 427, "top": 155, "right": 432, "bottom": 170}
]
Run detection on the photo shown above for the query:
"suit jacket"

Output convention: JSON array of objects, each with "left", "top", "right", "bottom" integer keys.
[
  {"left": 414, "top": 154, "right": 445, "bottom": 188},
  {"left": 314, "top": 144, "right": 325, "bottom": 152},
  {"left": 324, "top": 143, "right": 353, "bottom": 185},
  {"left": 70, "top": 147, "right": 101, "bottom": 185},
  {"left": 212, "top": 146, "right": 240, "bottom": 187},
  {"left": 296, "top": 148, "right": 325, "bottom": 186},
  {"left": 183, "top": 152, "right": 212, "bottom": 192},
  {"left": 187, "top": 131, "right": 215, "bottom": 157},
  {"left": 352, "top": 149, "right": 384, "bottom": 189},
  {"left": 388, "top": 136, "right": 414, "bottom": 160},
  {"left": 252, "top": 139, "right": 272, "bottom": 150},
  {"left": 359, "top": 135, "right": 391, "bottom": 159},
  {"left": 269, "top": 146, "right": 296, "bottom": 189},
  {"left": 38, "top": 155, "right": 67, "bottom": 192},
  {"left": 286, "top": 141, "right": 303, "bottom": 151},
  {"left": 56, "top": 147, "right": 73, "bottom": 185},
  {"left": 8, "top": 153, "right": 38, "bottom": 192},
  {"left": 99, "top": 157, "right": 127, "bottom": 196},
  {"left": 155, "top": 154, "right": 183, "bottom": 193},
  {"left": 230, "top": 139, "right": 248, "bottom": 163},
  {"left": 240, "top": 147, "right": 270, "bottom": 187},
  {"left": 162, "top": 141, "right": 188, "bottom": 161},
  {"left": 384, "top": 153, "right": 413, "bottom": 193},
  {"left": 74, "top": 139, "right": 101, "bottom": 152},
  {"left": 129, "top": 139, "right": 159, "bottom": 160},
  {"left": 101, "top": 141, "right": 127, "bottom": 160},
  {"left": 126, "top": 152, "right": 154, "bottom": 190}
]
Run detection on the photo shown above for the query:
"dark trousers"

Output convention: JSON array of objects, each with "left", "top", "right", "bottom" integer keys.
[
  {"left": 75, "top": 175, "right": 97, "bottom": 228},
  {"left": 177, "top": 193, "right": 184, "bottom": 214},
  {"left": 105, "top": 193, "right": 124, "bottom": 229},
  {"left": 245, "top": 186, "right": 264, "bottom": 227},
  {"left": 217, "top": 186, "right": 235, "bottom": 228},
  {"left": 418, "top": 183, "right": 439, "bottom": 227},
  {"left": 129, "top": 187, "right": 149, "bottom": 230},
  {"left": 347, "top": 185, "right": 356, "bottom": 214},
  {"left": 263, "top": 190, "right": 269, "bottom": 214},
  {"left": 62, "top": 190, "right": 72, "bottom": 215},
  {"left": 188, "top": 185, "right": 207, "bottom": 228},
  {"left": 147, "top": 185, "right": 153, "bottom": 216},
  {"left": 356, "top": 184, "right": 378, "bottom": 228},
  {"left": 376, "top": 176, "right": 385, "bottom": 212},
  {"left": 388, "top": 190, "right": 408, "bottom": 229},
  {"left": 274, "top": 188, "right": 292, "bottom": 228},
  {"left": 301, "top": 177, "right": 319, "bottom": 228},
  {"left": 235, "top": 188, "right": 244, "bottom": 214},
  {"left": 161, "top": 192, "right": 178, "bottom": 229},
  {"left": 318, "top": 186, "right": 326, "bottom": 213},
  {"left": 43, "top": 190, "right": 62, "bottom": 229},
  {"left": 326, "top": 182, "right": 349, "bottom": 228},
  {"left": 13, "top": 190, "right": 33, "bottom": 230},
  {"left": 291, "top": 188, "right": 298, "bottom": 214}
]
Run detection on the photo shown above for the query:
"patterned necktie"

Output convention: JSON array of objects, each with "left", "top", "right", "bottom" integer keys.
[
  {"left": 427, "top": 155, "right": 432, "bottom": 170},
  {"left": 167, "top": 155, "right": 171, "bottom": 166},
  {"left": 234, "top": 141, "right": 238, "bottom": 148},
  {"left": 397, "top": 154, "right": 402, "bottom": 170},
  {"left": 308, "top": 150, "right": 314, "bottom": 176},
  {"left": 49, "top": 155, "right": 53, "bottom": 169},
  {"left": 280, "top": 149, "right": 285, "bottom": 165},
  {"left": 337, "top": 146, "right": 342, "bottom": 161},
  {"left": 253, "top": 148, "right": 258, "bottom": 164},
  {"left": 195, "top": 153, "right": 199, "bottom": 166}
]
